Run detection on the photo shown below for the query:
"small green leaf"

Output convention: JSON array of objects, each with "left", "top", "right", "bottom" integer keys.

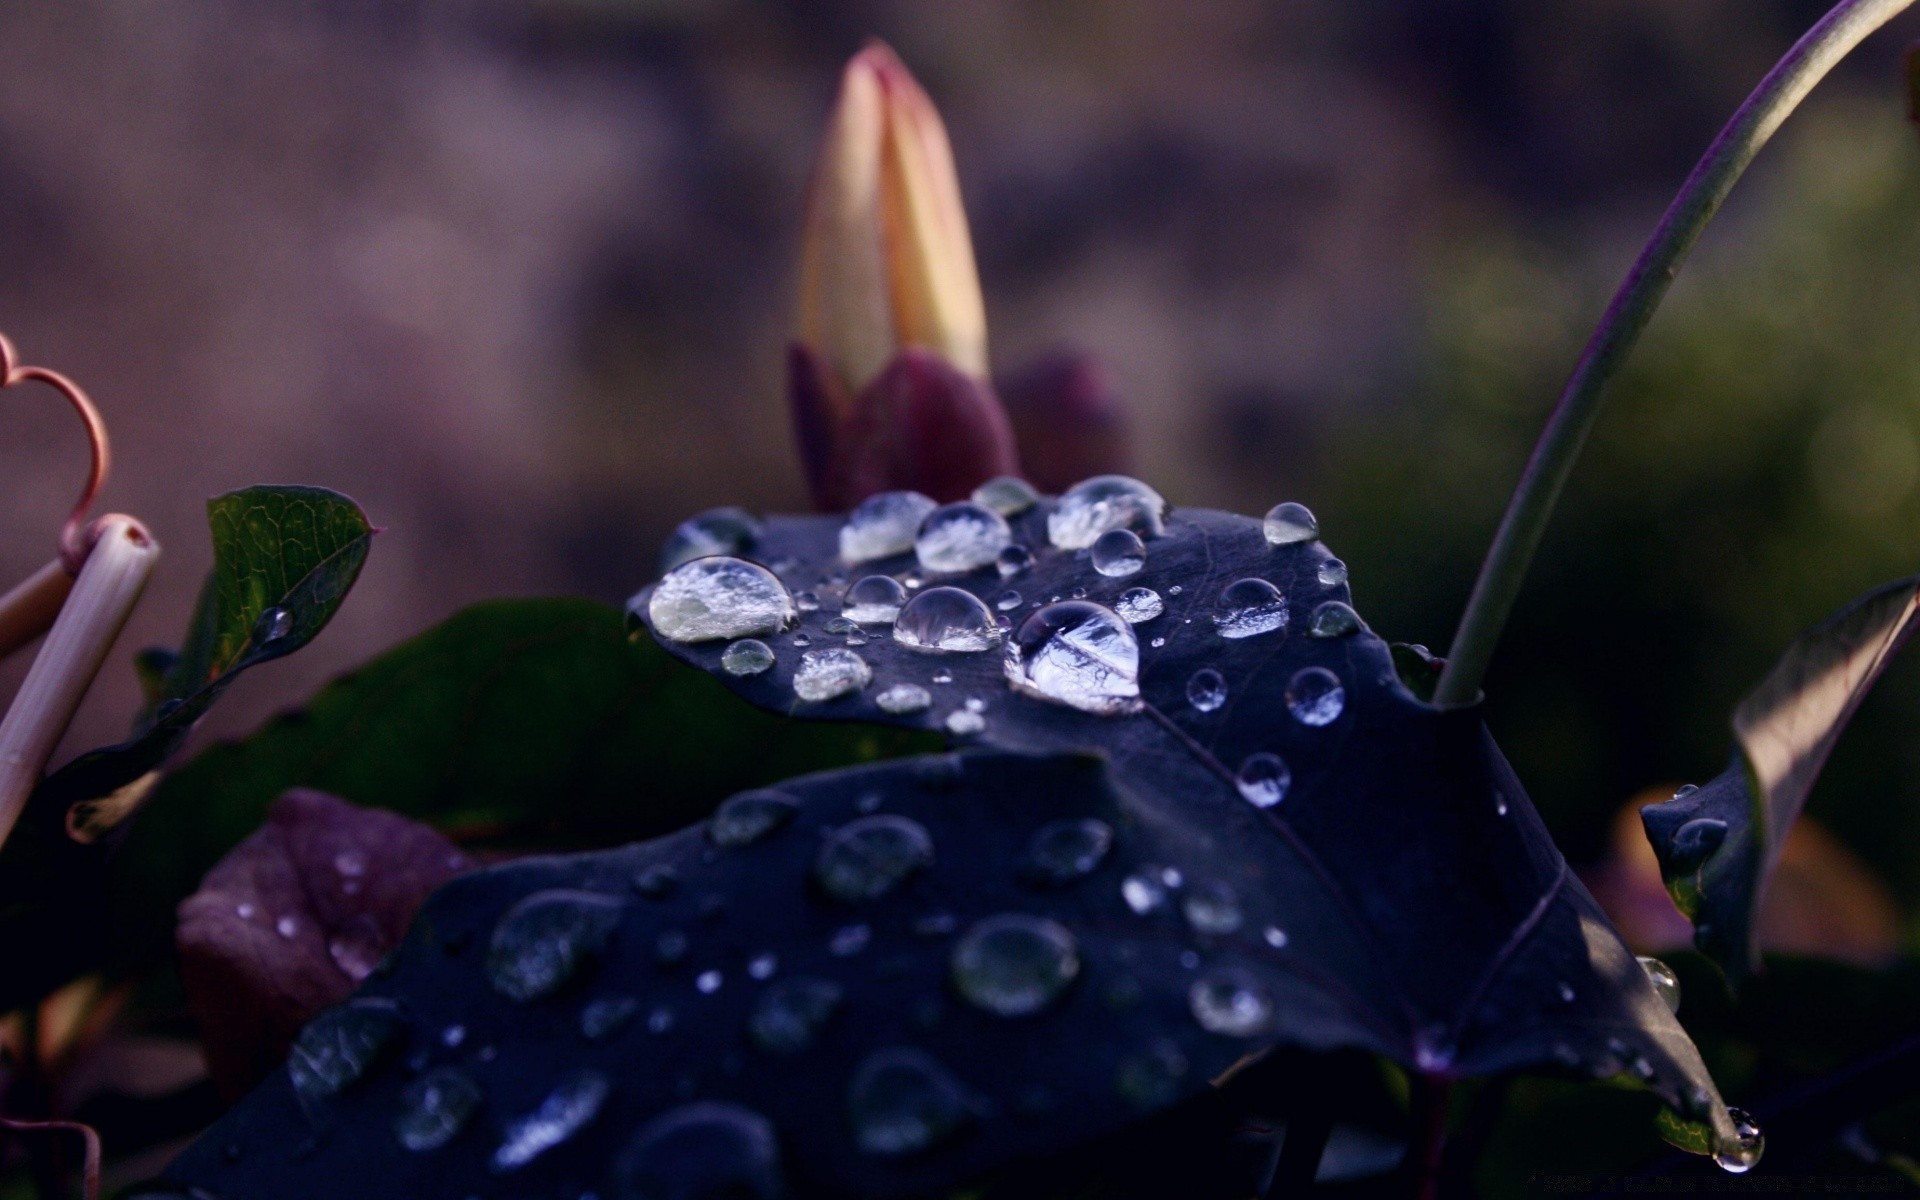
[{"left": 1644, "top": 575, "right": 1920, "bottom": 981}]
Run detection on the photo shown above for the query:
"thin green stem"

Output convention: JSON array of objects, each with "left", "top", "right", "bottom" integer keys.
[{"left": 1433, "top": 0, "right": 1918, "bottom": 708}]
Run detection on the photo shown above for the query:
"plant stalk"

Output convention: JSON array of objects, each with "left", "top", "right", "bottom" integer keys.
[
  {"left": 1434, "top": 0, "right": 1919, "bottom": 708},
  {"left": 0, "top": 559, "right": 73, "bottom": 664},
  {"left": 0, "top": 516, "right": 158, "bottom": 851}
]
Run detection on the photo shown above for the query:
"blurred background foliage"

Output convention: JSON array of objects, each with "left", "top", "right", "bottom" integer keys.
[{"left": 3, "top": 0, "right": 1920, "bottom": 1191}]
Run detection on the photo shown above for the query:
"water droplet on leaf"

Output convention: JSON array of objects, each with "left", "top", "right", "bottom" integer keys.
[
  {"left": 1669, "top": 818, "right": 1729, "bottom": 870},
  {"left": 1262, "top": 502, "right": 1318, "bottom": 546},
  {"left": 1638, "top": 956, "right": 1682, "bottom": 1013},
  {"left": 950, "top": 914, "right": 1080, "bottom": 1017},
  {"left": 814, "top": 815, "right": 935, "bottom": 903},
  {"left": 1235, "top": 753, "right": 1291, "bottom": 808},
  {"left": 486, "top": 890, "right": 624, "bottom": 1002},
  {"left": 1048, "top": 475, "right": 1167, "bottom": 550},
  {"left": 971, "top": 475, "right": 1039, "bottom": 516},
  {"left": 256, "top": 606, "right": 294, "bottom": 646},
  {"left": 748, "top": 976, "right": 842, "bottom": 1055},
  {"left": 1189, "top": 968, "right": 1275, "bottom": 1037},
  {"left": 1212, "top": 578, "right": 1288, "bottom": 639},
  {"left": 709, "top": 790, "right": 800, "bottom": 847},
  {"left": 611, "top": 1102, "right": 783, "bottom": 1200},
  {"left": 875, "top": 683, "right": 932, "bottom": 714},
  {"left": 288, "top": 1001, "right": 405, "bottom": 1106},
  {"left": 647, "top": 558, "right": 795, "bottom": 644},
  {"left": 1317, "top": 558, "right": 1348, "bottom": 586},
  {"left": 1089, "top": 528, "right": 1146, "bottom": 577},
  {"left": 996, "top": 544, "right": 1033, "bottom": 578},
  {"left": 1004, "top": 601, "right": 1140, "bottom": 715},
  {"left": 842, "top": 575, "right": 907, "bottom": 624},
  {"left": 792, "top": 648, "right": 871, "bottom": 702},
  {"left": 1114, "top": 587, "right": 1163, "bottom": 623},
  {"left": 1286, "top": 667, "right": 1346, "bottom": 726},
  {"left": 1185, "top": 668, "right": 1226, "bottom": 712},
  {"left": 696, "top": 969, "right": 723, "bottom": 994},
  {"left": 1182, "top": 881, "right": 1242, "bottom": 934},
  {"left": 491, "top": 1070, "right": 609, "bottom": 1171},
  {"left": 720, "top": 639, "right": 775, "bottom": 676},
  {"left": 1023, "top": 818, "right": 1113, "bottom": 886},
  {"left": 944, "top": 708, "right": 985, "bottom": 736},
  {"left": 848, "top": 1048, "right": 973, "bottom": 1156},
  {"left": 394, "top": 1067, "right": 481, "bottom": 1152},
  {"left": 841, "top": 492, "right": 937, "bottom": 563},
  {"left": 1308, "top": 600, "right": 1360, "bottom": 638},
  {"left": 1121, "top": 870, "right": 1170, "bottom": 915},
  {"left": 915, "top": 503, "right": 1012, "bottom": 574},
  {"left": 1714, "top": 1108, "right": 1764, "bottom": 1173}
]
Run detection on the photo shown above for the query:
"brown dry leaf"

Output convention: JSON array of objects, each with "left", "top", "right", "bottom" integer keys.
[{"left": 176, "top": 788, "right": 473, "bottom": 1098}]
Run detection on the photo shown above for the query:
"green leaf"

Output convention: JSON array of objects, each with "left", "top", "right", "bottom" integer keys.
[{"left": 1643, "top": 575, "right": 1920, "bottom": 982}]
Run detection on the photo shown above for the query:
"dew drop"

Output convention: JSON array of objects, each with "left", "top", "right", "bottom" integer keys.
[
  {"left": 971, "top": 475, "right": 1039, "bottom": 516},
  {"left": 1089, "top": 528, "right": 1146, "bottom": 577},
  {"left": 611, "top": 1102, "right": 783, "bottom": 1200},
  {"left": 748, "top": 976, "right": 843, "bottom": 1056},
  {"left": 1047, "top": 475, "right": 1168, "bottom": 550},
  {"left": 328, "top": 917, "right": 386, "bottom": 982},
  {"left": 720, "top": 638, "right": 775, "bottom": 676},
  {"left": 393, "top": 1067, "right": 482, "bottom": 1152},
  {"left": 875, "top": 683, "right": 933, "bottom": 715},
  {"left": 1262, "top": 502, "right": 1318, "bottom": 546},
  {"left": 1114, "top": 1040, "right": 1189, "bottom": 1110},
  {"left": 748, "top": 953, "right": 778, "bottom": 980},
  {"left": 1317, "top": 558, "right": 1348, "bottom": 586},
  {"left": 944, "top": 708, "right": 986, "bottom": 736},
  {"left": 257, "top": 606, "right": 294, "bottom": 645},
  {"left": 1023, "top": 818, "right": 1113, "bottom": 886},
  {"left": 1638, "top": 956, "right": 1682, "bottom": 1014},
  {"left": 288, "top": 1001, "right": 405, "bottom": 1106},
  {"left": 1235, "top": 752, "right": 1291, "bottom": 808},
  {"left": 1308, "top": 600, "right": 1360, "bottom": 638},
  {"left": 1185, "top": 668, "right": 1227, "bottom": 713},
  {"left": 814, "top": 815, "right": 935, "bottom": 903},
  {"left": 486, "top": 890, "right": 624, "bottom": 1002},
  {"left": 950, "top": 915, "right": 1079, "bottom": 1017},
  {"left": 582, "top": 996, "right": 641, "bottom": 1040},
  {"left": 891, "top": 586, "right": 1000, "bottom": 653},
  {"left": 794, "top": 591, "right": 820, "bottom": 612},
  {"left": 848, "top": 1048, "right": 973, "bottom": 1156},
  {"left": 1672, "top": 783, "right": 1700, "bottom": 801},
  {"left": 1263, "top": 925, "right": 1289, "bottom": 949},
  {"left": 1286, "top": 667, "right": 1346, "bottom": 726},
  {"left": 659, "top": 506, "right": 761, "bottom": 574},
  {"left": 915, "top": 503, "right": 1012, "bottom": 574},
  {"left": 791, "top": 633, "right": 812, "bottom": 648},
  {"left": 648, "top": 1006, "right": 675, "bottom": 1034},
  {"left": 1714, "top": 1108, "right": 1764, "bottom": 1174},
  {"left": 840, "top": 491, "right": 937, "bottom": 563},
  {"left": 709, "top": 790, "right": 800, "bottom": 847},
  {"left": 276, "top": 915, "right": 300, "bottom": 938},
  {"left": 829, "top": 923, "right": 872, "bottom": 956},
  {"left": 995, "top": 588, "right": 1022, "bottom": 612},
  {"left": 1004, "top": 601, "right": 1140, "bottom": 715},
  {"left": 996, "top": 544, "right": 1034, "bottom": 578},
  {"left": 491, "top": 1070, "right": 609, "bottom": 1171},
  {"left": 1189, "top": 968, "right": 1276, "bottom": 1037},
  {"left": 1212, "top": 578, "right": 1288, "bottom": 639},
  {"left": 1121, "top": 871, "right": 1170, "bottom": 915},
  {"left": 1114, "top": 587, "right": 1163, "bottom": 623},
  {"left": 645, "top": 558, "right": 795, "bottom": 644},
  {"left": 696, "top": 969, "right": 723, "bottom": 995},
  {"left": 1557, "top": 981, "right": 1576, "bottom": 1004},
  {"left": 840, "top": 575, "right": 907, "bottom": 625},
  {"left": 1181, "top": 881, "right": 1242, "bottom": 935},
  {"left": 792, "top": 648, "right": 871, "bottom": 702}
]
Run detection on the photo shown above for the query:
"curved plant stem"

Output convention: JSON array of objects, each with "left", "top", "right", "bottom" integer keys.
[{"left": 1433, "top": 0, "right": 1918, "bottom": 709}]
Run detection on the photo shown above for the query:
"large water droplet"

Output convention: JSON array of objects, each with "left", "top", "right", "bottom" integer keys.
[
  {"left": 1637, "top": 956, "right": 1681, "bottom": 1014},
  {"left": 394, "top": 1067, "right": 481, "bottom": 1152},
  {"left": 1308, "top": 600, "right": 1360, "bottom": 638},
  {"left": 915, "top": 503, "right": 1012, "bottom": 574},
  {"left": 1114, "top": 1040, "right": 1189, "bottom": 1110},
  {"left": 843, "top": 575, "right": 908, "bottom": 624},
  {"left": 1185, "top": 668, "right": 1226, "bottom": 713},
  {"left": 1317, "top": 558, "right": 1348, "bottom": 586},
  {"left": 1262, "top": 502, "right": 1318, "bottom": 546},
  {"left": 1090, "top": 529, "right": 1146, "bottom": 577},
  {"left": 847, "top": 1048, "right": 973, "bottom": 1156},
  {"left": 646, "top": 558, "right": 795, "bottom": 644},
  {"left": 950, "top": 914, "right": 1080, "bottom": 1017},
  {"left": 1047, "top": 475, "right": 1167, "bottom": 550},
  {"left": 288, "top": 1001, "right": 405, "bottom": 1106},
  {"left": 1714, "top": 1108, "right": 1764, "bottom": 1173},
  {"left": 971, "top": 475, "right": 1039, "bottom": 516},
  {"left": 792, "top": 648, "right": 871, "bottom": 702},
  {"left": 841, "top": 491, "right": 937, "bottom": 563},
  {"left": 814, "top": 815, "right": 934, "bottom": 903},
  {"left": 1668, "top": 818, "right": 1729, "bottom": 870},
  {"left": 875, "top": 683, "right": 933, "bottom": 715},
  {"left": 1182, "top": 881, "right": 1242, "bottom": 935},
  {"left": 491, "top": 1070, "right": 610, "bottom": 1171},
  {"left": 1235, "top": 752, "right": 1291, "bottom": 808},
  {"left": 996, "top": 544, "right": 1033, "bottom": 579},
  {"left": 1023, "top": 818, "right": 1113, "bottom": 886},
  {"left": 1113, "top": 587, "right": 1163, "bottom": 624},
  {"left": 891, "top": 586, "right": 1000, "bottom": 653},
  {"left": 709, "top": 790, "right": 800, "bottom": 847},
  {"left": 721, "top": 639, "right": 775, "bottom": 676},
  {"left": 612, "top": 1102, "right": 783, "bottom": 1200},
  {"left": 748, "top": 976, "right": 843, "bottom": 1055},
  {"left": 486, "top": 890, "right": 624, "bottom": 1002},
  {"left": 1004, "top": 601, "right": 1140, "bottom": 715},
  {"left": 1212, "top": 578, "right": 1288, "bottom": 639},
  {"left": 1286, "top": 667, "right": 1346, "bottom": 726},
  {"left": 256, "top": 606, "right": 295, "bottom": 646},
  {"left": 1189, "top": 968, "right": 1275, "bottom": 1037},
  {"left": 660, "top": 507, "right": 761, "bottom": 574}
]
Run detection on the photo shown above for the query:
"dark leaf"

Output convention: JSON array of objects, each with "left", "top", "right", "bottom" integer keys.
[
  {"left": 1642, "top": 575, "right": 1920, "bottom": 982},
  {"left": 177, "top": 789, "right": 474, "bottom": 1099},
  {"left": 165, "top": 491, "right": 1742, "bottom": 1196}
]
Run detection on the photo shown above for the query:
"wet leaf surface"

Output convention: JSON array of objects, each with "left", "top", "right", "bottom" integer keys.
[
  {"left": 1642, "top": 575, "right": 1920, "bottom": 982},
  {"left": 162, "top": 492, "right": 1744, "bottom": 1196}
]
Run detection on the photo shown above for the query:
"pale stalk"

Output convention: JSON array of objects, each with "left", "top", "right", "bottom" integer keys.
[
  {"left": 0, "top": 516, "right": 158, "bottom": 850},
  {"left": 1434, "top": 0, "right": 1919, "bottom": 708},
  {"left": 0, "top": 559, "right": 73, "bottom": 663}
]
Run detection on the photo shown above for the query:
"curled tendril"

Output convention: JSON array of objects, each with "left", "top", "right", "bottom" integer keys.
[{"left": 0, "top": 332, "right": 112, "bottom": 572}]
